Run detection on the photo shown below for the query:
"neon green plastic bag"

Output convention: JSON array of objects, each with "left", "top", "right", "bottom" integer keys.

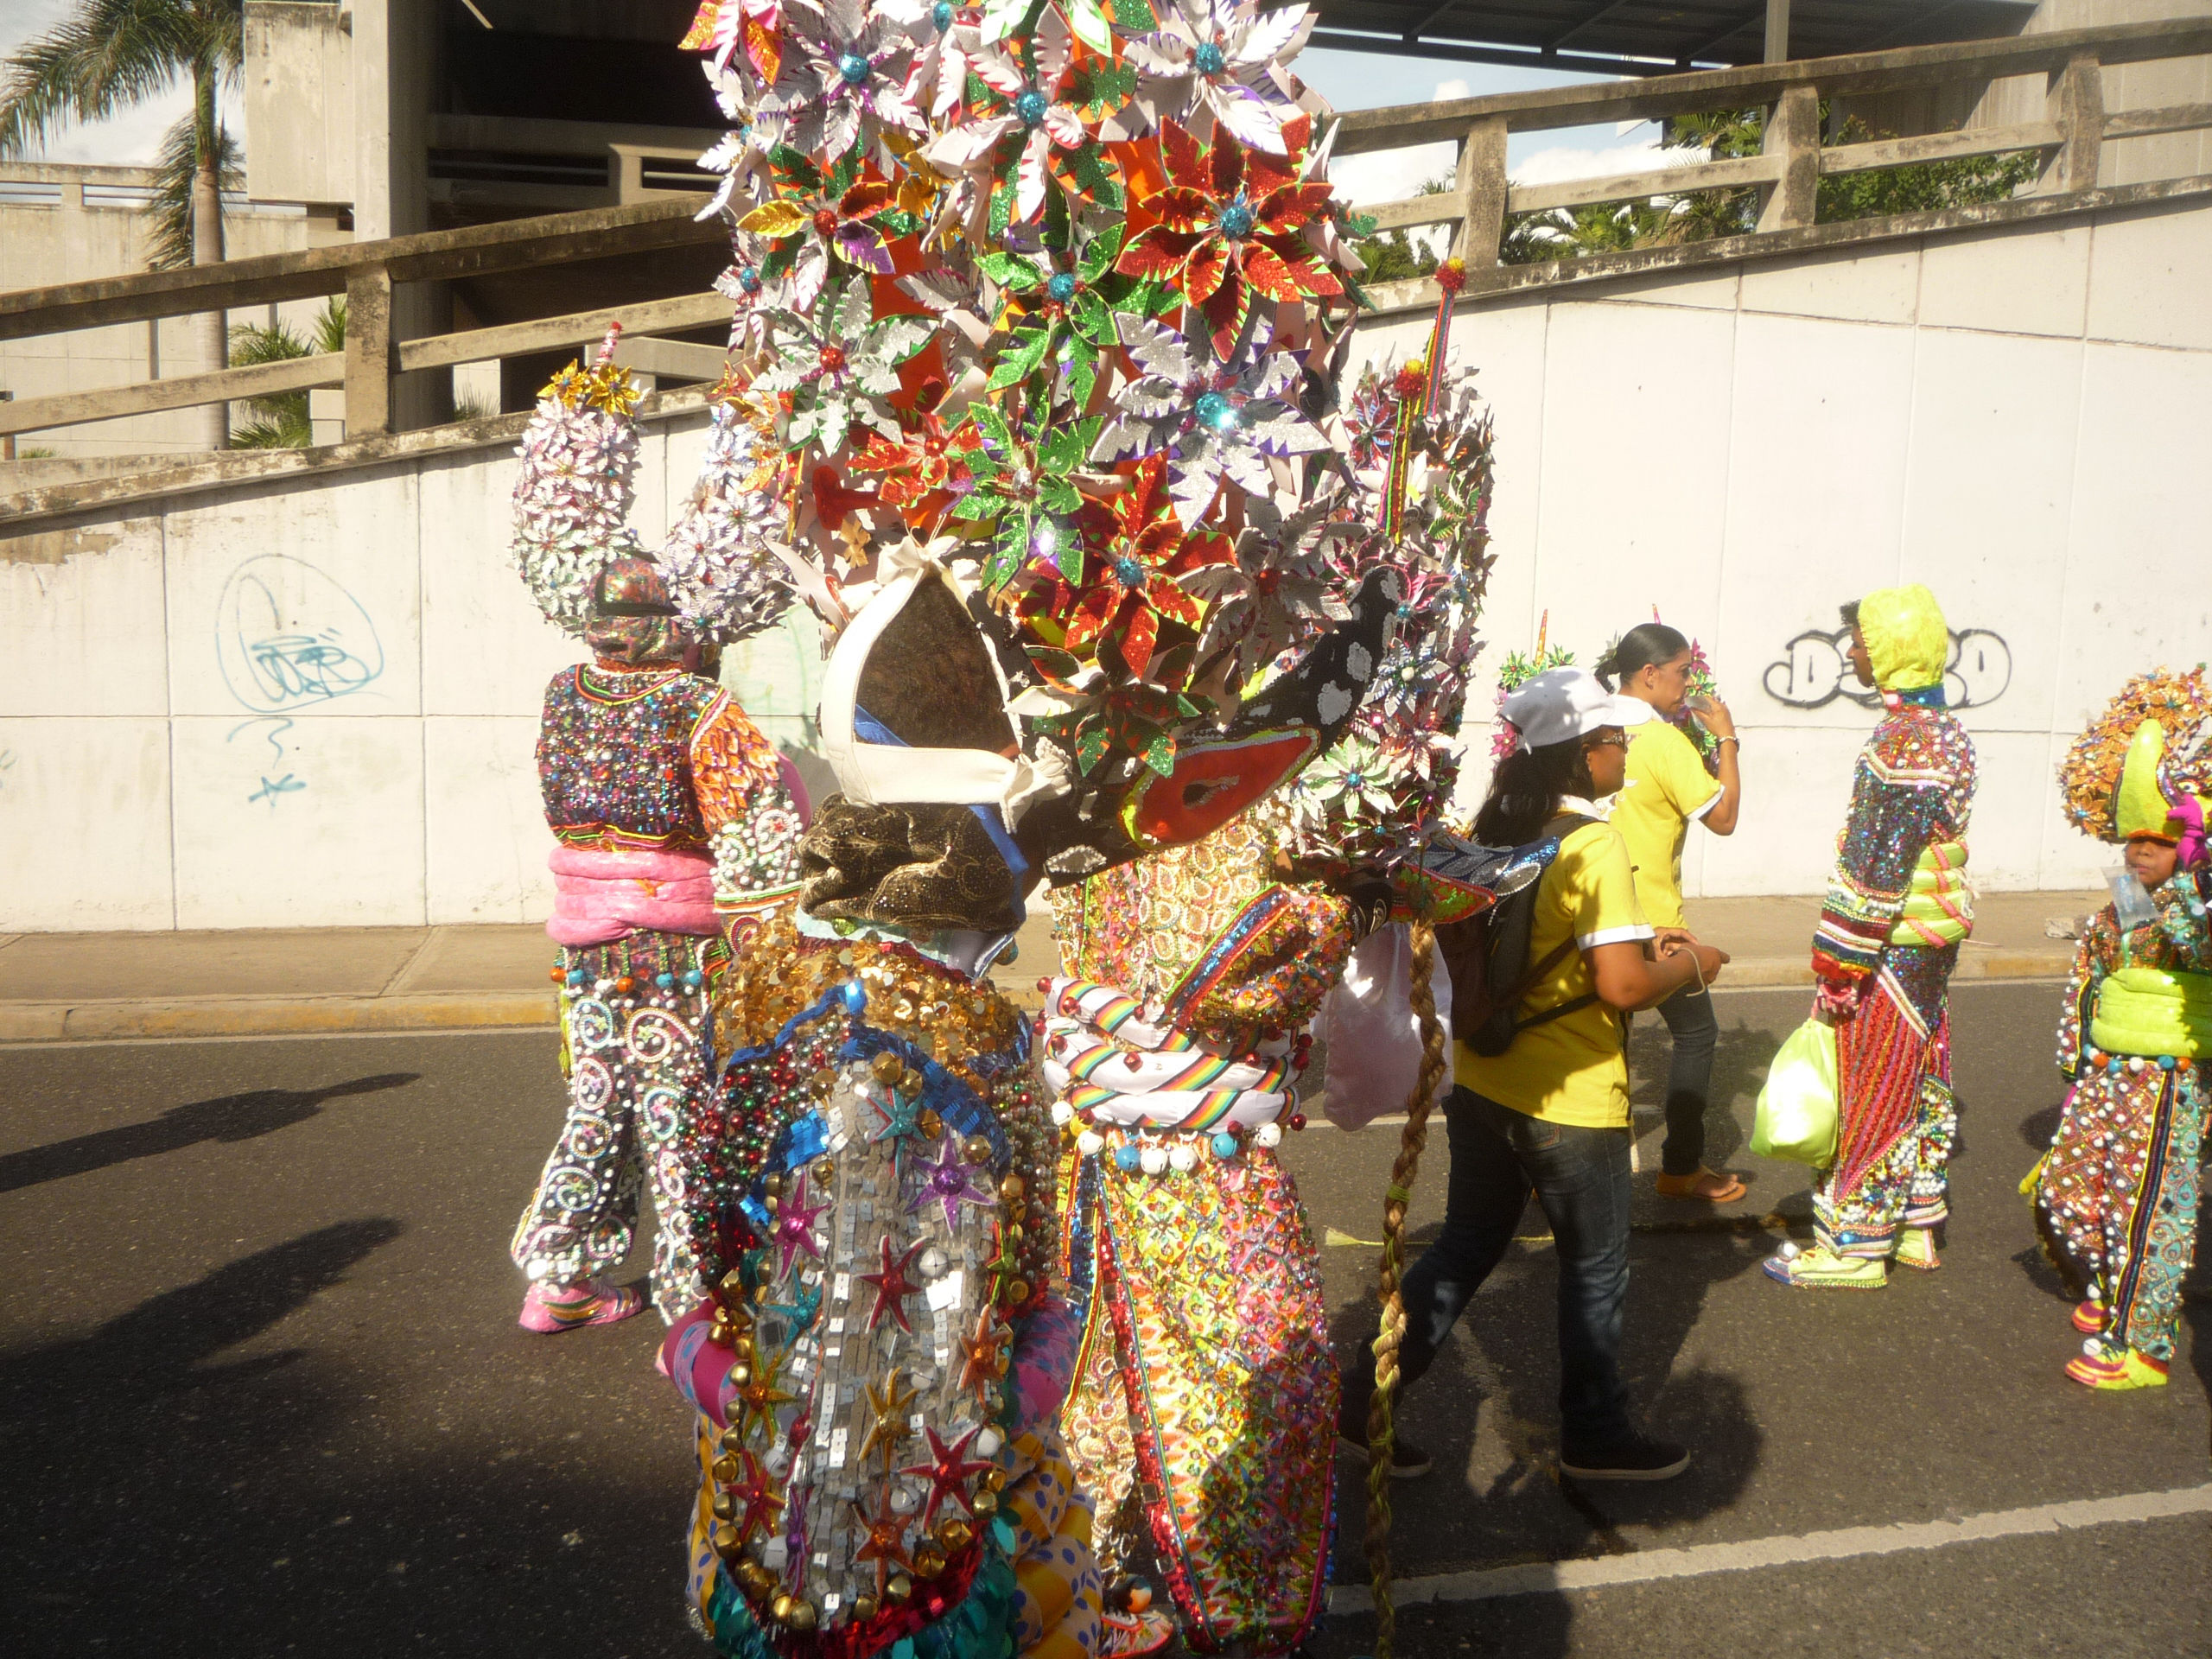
[{"left": 1752, "top": 1017, "right": 1839, "bottom": 1167}]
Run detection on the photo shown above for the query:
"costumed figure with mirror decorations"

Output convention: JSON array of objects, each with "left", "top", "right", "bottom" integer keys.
[
  {"left": 1765, "top": 584, "right": 1979, "bottom": 1291},
  {"left": 628, "top": 0, "right": 1412, "bottom": 1651},
  {"left": 2027, "top": 671, "right": 2211, "bottom": 1391},
  {"left": 1046, "top": 345, "right": 1496, "bottom": 1656},
  {"left": 508, "top": 344, "right": 809, "bottom": 1332}
]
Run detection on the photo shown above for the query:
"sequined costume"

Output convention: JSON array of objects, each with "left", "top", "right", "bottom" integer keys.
[
  {"left": 512, "top": 644, "right": 806, "bottom": 1323},
  {"left": 2031, "top": 874, "right": 2211, "bottom": 1359},
  {"left": 1806, "top": 587, "right": 1978, "bottom": 1262},
  {"left": 1050, "top": 812, "right": 1351, "bottom": 1656}
]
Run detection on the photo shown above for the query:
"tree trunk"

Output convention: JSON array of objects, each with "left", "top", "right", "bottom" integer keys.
[{"left": 190, "top": 65, "right": 227, "bottom": 451}]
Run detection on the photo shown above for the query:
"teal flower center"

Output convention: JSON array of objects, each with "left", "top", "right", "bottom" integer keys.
[
  {"left": 1193, "top": 41, "right": 1227, "bottom": 75},
  {"left": 1193, "top": 390, "right": 1237, "bottom": 431},
  {"left": 1047, "top": 271, "right": 1077, "bottom": 302},
  {"left": 1114, "top": 556, "right": 1145, "bottom": 588},
  {"left": 1217, "top": 195, "right": 1255, "bottom": 238},
  {"left": 838, "top": 51, "right": 871, "bottom": 85},
  {"left": 1015, "top": 89, "right": 1048, "bottom": 126},
  {"left": 931, "top": 0, "right": 953, "bottom": 27}
]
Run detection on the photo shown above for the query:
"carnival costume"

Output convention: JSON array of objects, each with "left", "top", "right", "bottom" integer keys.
[
  {"left": 1767, "top": 585, "right": 1978, "bottom": 1289},
  {"left": 636, "top": 0, "right": 1411, "bottom": 1647},
  {"left": 2029, "top": 674, "right": 2212, "bottom": 1389}
]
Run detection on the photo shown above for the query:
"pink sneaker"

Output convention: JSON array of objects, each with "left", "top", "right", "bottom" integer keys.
[{"left": 519, "top": 1280, "right": 645, "bottom": 1334}]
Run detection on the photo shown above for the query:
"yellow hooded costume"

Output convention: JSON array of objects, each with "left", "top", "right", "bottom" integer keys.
[{"left": 1855, "top": 583, "right": 1949, "bottom": 695}]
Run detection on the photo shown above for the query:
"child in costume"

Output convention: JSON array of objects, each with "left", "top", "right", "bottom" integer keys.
[
  {"left": 508, "top": 348, "right": 806, "bottom": 1332},
  {"left": 2029, "top": 674, "right": 2212, "bottom": 1390},
  {"left": 1766, "top": 584, "right": 1978, "bottom": 1290}
]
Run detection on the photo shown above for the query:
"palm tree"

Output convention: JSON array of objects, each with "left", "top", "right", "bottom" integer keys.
[
  {"left": 0, "top": 0, "right": 245, "bottom": 451},
  {"left": 227, "top": 296, "right": 345, "bottom": 448}
]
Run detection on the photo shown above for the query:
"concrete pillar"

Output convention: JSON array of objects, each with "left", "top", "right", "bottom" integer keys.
[
  {"left": 1764, "top": 0, "right": 1790, "bottom": 64},
  {"left": 349, "top": 0, "right": 449, "bottom": 429}
]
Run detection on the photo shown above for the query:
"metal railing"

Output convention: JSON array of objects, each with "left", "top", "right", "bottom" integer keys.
[{"left": 2, "top": 16, "right": 2209, "bottom": 448}]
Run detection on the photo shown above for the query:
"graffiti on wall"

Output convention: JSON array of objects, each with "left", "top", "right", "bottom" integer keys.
[
  {"left": 216, "top": 555, "right": 385, "bottom": 807},
  {"left": 1763, "top": 625, "right": 2012, "bottom": 711}
]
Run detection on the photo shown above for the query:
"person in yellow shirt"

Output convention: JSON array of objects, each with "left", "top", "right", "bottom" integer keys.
[
  {"left": 1338, "top": 669, "right": 1728, "bottom": 1483},
  {"left": 1601, "top": 623, "right": 1745, "bottom": 1203}
]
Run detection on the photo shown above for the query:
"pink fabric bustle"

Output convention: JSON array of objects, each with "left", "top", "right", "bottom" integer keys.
[{"left": 546, "top": 846, "right": 719, "bottom": 946}]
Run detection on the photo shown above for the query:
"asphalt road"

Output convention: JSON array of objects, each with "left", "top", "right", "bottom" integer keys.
[{"left": 2, "top": 980, "right": 2205, "bottom": 1658}]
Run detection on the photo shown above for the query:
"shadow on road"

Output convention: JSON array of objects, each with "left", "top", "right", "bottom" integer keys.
[{"left": 0, "top": 1072, "right": 417, "bottom": 1195}]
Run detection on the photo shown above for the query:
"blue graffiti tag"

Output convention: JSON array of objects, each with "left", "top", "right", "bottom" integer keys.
[{"left": 215, "top": 556, "right": 383, "bottom": 805}]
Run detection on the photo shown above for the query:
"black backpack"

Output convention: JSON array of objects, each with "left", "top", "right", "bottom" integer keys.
[{"left": 1427, "top": 813, "right": 1598, "bottom": 1058}]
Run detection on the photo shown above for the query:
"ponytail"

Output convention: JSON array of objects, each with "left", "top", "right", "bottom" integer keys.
[{"left": 1596, "top": 622, "right": 1689, "bottom": 693}]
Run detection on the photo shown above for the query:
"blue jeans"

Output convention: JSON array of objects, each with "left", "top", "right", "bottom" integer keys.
[
  {"left": 1348, "top": 1086, "right": 1635, "bottom": 1452},
  {"left": 1653, "top": 983, "right": 1719, "bottom": 1177}
]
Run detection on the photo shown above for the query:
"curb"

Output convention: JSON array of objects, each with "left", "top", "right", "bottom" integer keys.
[
  {"left": 0, "top": 990, "right": 557, "bottom": 1044},
  {"left": 0, "top": 952, "right": 2074, "bottom": 1044}
]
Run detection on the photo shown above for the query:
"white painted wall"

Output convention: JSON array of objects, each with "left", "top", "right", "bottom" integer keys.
[
  {"left": 1353, "top": 197, "right": 2212, "bottom": 901},
  {"left": 3, "top": 193, "right": 2209, "bottom": 930}
]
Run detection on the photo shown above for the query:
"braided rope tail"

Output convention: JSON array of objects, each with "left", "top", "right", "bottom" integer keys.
[{"left": 1363, "top": 914, "right": 1450, "bottom": 1659}]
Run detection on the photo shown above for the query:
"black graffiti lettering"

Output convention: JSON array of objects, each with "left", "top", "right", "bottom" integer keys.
[{"left": 1763, "top": 626, "right": 2011, "bottom": 710}]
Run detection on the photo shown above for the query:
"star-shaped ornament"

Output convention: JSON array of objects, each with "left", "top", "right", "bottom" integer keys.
[
  {"left": 956, "top": 1310, "right": 1009, "bottom": 1406},
  {"left": 859, "top": 1233, "right": 927, "bottom": 1333},
  {"left": 908, "top": 1132, "right": 996, "bottom": 1230},
  {"left": 729, "top": 1343, "right": 798, "bottom": 1440},
  {"left": 859, "top": 1364, "right": 920, "bottom": 1466},
  {"left": 721, "top": 1448, "right": 785, "bottom": 1546},
  {"left": 769, "top": 1173, "right": 830, "bottom": 1279},
  {"left": 850, "top": 1491, "right": 912, "bottom": 1596},
  {"left": 899, "top": 1421, "right": 995, "bottom": 1527},
  {"left": 868, "top": 1084, "right": 926, "bottom": 1148}
]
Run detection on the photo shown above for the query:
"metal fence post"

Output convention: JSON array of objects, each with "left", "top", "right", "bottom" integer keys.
[
  {"left": 1756, "top": 84, "right": 1821, "bottom": 232},
  {"left": 345, "top": 265, "right": 394, "bottom": 438},
  {"left": 1455, "top": 115, "right": 1510, "bottom": 267},
  {"left": 2040, "top": 51, "right": 2105, "bottom": 193}
]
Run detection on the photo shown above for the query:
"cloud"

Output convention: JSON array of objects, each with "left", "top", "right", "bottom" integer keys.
[{"left": 1509, "top": 135, "right": 1688, "bottom": 188}]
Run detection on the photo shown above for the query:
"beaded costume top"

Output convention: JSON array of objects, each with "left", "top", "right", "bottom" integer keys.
[
  {"left": 2056, "top": 873, "right": 2212, "bottom": 1077},
  {"left": 1051, "top": 811, "right": 1352, "bottom": 1054}
]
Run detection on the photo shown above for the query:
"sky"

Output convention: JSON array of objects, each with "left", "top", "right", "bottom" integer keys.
[{"left": 0, "top": 6, "right": 1666, "bottom": 197}]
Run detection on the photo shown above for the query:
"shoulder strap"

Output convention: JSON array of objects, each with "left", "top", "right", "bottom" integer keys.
[{"left": 1504, "top": 813, "right": 1606, "bottom": 1033}]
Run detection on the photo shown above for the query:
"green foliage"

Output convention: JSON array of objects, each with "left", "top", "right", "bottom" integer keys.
[
  {"left": 225, "top": 296, "right": 346, "bottom": 448},
  {"left": 1352, "top": 175, "right": 1451, "bottom": 284},
  {"left": 145, "top": 112, "right": 240, "bottom": 272},
  {"left": 1500, "top": 104, "right": 2038, "bottom": 265}
]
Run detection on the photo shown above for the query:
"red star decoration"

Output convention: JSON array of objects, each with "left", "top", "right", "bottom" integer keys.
[
  {"left": 956, "top": 1309, "right": 1009, "bottom": 1407},
  {"left": 859, "top": 1233, "right": 927, "bottom": 1333},
  {"left": 722, "top": 1448, "right": 785, "bottom": 1547},
  {"left": 899, "top": 1421, "right": 994, "bottom": 1527}
]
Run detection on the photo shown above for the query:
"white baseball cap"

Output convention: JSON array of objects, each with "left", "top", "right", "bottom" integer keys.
[{"left": 1500, "top": 666, "right": 1653, "bottom": 751}]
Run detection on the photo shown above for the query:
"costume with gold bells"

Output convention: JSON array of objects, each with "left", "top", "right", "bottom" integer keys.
[
  {"left": 507, "top": 343, "right": 805, "bottom": 1332},
  {"left": 646, "top": 0, "right": 1408, "bottom": 1647},
  {"left": 2026, "top": 671, "right": 2212, "bottom": 1389},
  {"left": 1766, "top": 585, "right": 1978, "bottom": 1290}
]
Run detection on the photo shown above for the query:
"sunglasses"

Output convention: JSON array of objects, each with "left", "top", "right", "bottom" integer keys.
[{"left": 1583, "top": 731, "right": 1630, "bottom": 751}]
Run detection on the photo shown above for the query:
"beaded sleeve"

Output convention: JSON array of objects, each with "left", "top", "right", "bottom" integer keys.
[
  {"left": 690, "top": 690, "right": 807, "bottom": 916},
  {"left": 1811, "top": 709, "right": 1976, "bottom": 986},
  {"left": 2055, "top": 908, "right": 2117, "bottom": 1081}
]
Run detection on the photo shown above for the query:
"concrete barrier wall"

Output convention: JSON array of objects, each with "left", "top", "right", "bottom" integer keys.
[{"left": 3, "top": 192, "right": 2209, "bottom": 930}]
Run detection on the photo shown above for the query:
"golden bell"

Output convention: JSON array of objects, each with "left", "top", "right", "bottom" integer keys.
[
  {"left": 998, "top": 1172, "right": 1026, "bottom": 1201},
  {"left": 786, "top": 1599, "right": 819, "bottom": 1632},
  {"left": 1004, "top": 1279, "right": 1031, "bottom": 1305},
  {"left": 852, "top": 1594, "right": 880, "bottom": 1623},
  {"left": 814, "top": 1158, "right": 836, "bottom": 1185},
  {"left": 718, "top": 1423, "right": 747, "bottom": 1452},
  {"left": 1004, "top": 1224, "right": 1025, "bottom": 1244},
  {"left": 761, "top": 1194, "right": 781, "bottom": 1216},
  {"left": 740, "top": 1560, "right": 775, "bottom": 1596},
  {"left": 770, "top": 1594, "right": 796, "bottom": 1624},
  {"left": 963, "top": 1135, "right": 992, "bottom": 1165},
  {"left": 938, "top": 1517, "right": 974, "bottom": 1551},
  {"left": 710, "top": 1452, "right": 742, "bottom": 1484},
  {"left": 727, "top": 1362, "right": 752, "bottom": 1389},
  {"left": 970, "top": 1488, "right": 999, "bottom": 1517},
  {"left": 887, "top": 1573, "right": 914, "bottom": 1604},
  {"left": 764, "top": 1172, "right": 786, "bottom": 1198},
  {"left": 912, "top": 1543, "right": 947, "bottom": 1578},
  {"left": 981, "top": 1465, "right": 1007, "bottom": 1492},
  {"left": 710, "top": 1519, "right": 741, "bottom": 1555},
  {"left": 918, "top": 1109, "right": 944, "bottom": 1139},
  {"left": 719, "top": 1268, "right": 749, "bottom": 1296},
  {"left": 711, "top": 1491, "right": 737, "bottom": 1521}
]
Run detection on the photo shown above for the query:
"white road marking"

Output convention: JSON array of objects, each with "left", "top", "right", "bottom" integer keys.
[{"left": 1328, "top": 1483, "right": 2212, "bottom": 1613}]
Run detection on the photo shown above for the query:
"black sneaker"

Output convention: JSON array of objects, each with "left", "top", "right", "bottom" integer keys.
[
  {"left": 1337, "top": 1428, "right": 1433, "bottom": 1478},
  {"left": 1559, "top": 1434, "right": 1690, "bottom": 1483}
]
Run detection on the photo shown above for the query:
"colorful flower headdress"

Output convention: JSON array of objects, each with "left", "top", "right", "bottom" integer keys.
[
  {"left": 682, "top": 0, "right": 1392, "bottom": 820},
  {"left": 1275, "top": 349, "right": 1497, "bottom": 864},
  {"left": 2059, "top": 666, "right": 2212, "bottom": 853},
  {"left": 510, "top": 324, "right": 797, "bottom": 647},
  {"left": 1490, "top": 611, "right": 1576, "bottom": 761}
]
